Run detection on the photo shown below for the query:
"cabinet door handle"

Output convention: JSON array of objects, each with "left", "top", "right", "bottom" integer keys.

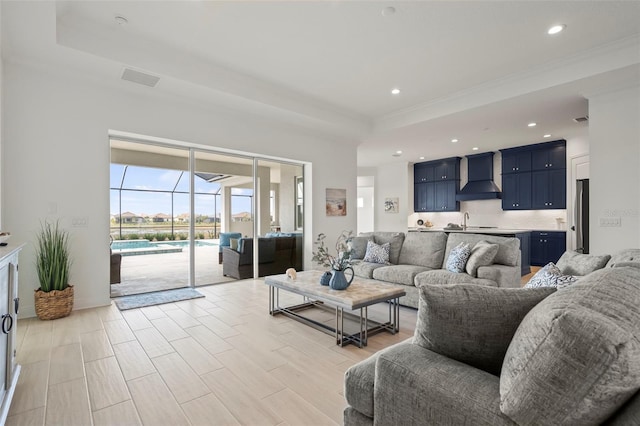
[
  {"left": 14, "top": 297, "right": 19, "bottom": 315},
  {"left": 549, "top": 163, "right": 552, "bottom": 167},
  {"left": 1, "top": 314, "right": 13, "bottom": 334}
]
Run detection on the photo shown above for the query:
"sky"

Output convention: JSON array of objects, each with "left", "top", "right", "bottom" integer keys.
[{"left": 110, "top": 164, "right": 253, "bottom": 217}]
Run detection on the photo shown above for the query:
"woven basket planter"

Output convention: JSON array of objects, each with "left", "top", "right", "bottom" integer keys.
[{"left": 34, "top": 285, "right": 74, "bottom": 320}]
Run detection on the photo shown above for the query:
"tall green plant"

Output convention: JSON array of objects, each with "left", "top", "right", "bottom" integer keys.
[{"left": 35, "top": 221, "right": 72, "bottom": 292}]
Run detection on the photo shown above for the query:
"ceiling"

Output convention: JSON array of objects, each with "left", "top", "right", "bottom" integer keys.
[{"left": 3, "top": 1, "right": 640, "bottom": 167}]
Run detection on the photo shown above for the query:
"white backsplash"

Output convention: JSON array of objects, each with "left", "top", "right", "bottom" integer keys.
[{"left": 408, "top": 199, "right": 567, "bottom": 231}]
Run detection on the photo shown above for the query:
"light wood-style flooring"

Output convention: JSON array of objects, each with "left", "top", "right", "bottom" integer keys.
[{"left": 8, "top": 279, "right": 417, "bottom": 426}]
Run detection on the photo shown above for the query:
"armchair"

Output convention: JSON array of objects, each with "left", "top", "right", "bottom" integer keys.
[{"left": 218, "top": 232, "right": 242, "bottom": 264}]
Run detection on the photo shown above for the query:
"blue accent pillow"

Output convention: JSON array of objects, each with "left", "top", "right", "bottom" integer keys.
[
  {"left": 525, "top": 262, "right": 579, "bottom": 289},
  {"left": 363, "top": 240, "right": 390, "bottom": 264},
  {"left": 446, "top": 242, "right": 472, "bottom": 273}
]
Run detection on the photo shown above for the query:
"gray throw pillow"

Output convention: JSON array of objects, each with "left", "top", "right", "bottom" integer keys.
[
  {"left": 500, "top": 266, "right": 640, "bottom": 425},
  {"left": 465, "top": 240, "right": 499, "bottom": 277},
  {"left": 349, "top": 236, "right": 372, "bottom": 260},
  {"left": 413, "top": 284, "right": 555, "bottom": 376},
  {"left": 445, "top": 242, "right": 471, "bottom": 273},
  {"left": 556, "top": 250, "right": 611, "bottom": 276}
]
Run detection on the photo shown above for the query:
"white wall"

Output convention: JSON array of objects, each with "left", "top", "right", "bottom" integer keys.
[
  {"left": 373, "top": 162, "right": 411, "bottom": 231},
  {"left": 3, "top": 62, "right": 357, "bottom": 318},
  {"left": 588, "top": 85, "right": 640, "bottom": 254}
]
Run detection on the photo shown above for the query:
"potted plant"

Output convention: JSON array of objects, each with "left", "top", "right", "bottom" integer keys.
[
  {"left": 311, "top": 230, "right": 355, "bottom": 289},
  {"left": 34, "top": 220, "right": 74, "bottom": 320}
]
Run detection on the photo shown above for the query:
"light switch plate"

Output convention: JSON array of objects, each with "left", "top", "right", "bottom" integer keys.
[{"left": 599, "top": 217, "right": 621, "bottom": 227}]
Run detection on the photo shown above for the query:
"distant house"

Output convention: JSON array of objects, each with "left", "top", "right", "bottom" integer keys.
[
  {"left": 152, "top": 213, "right": 172, "bottom": 223},
  {"left": 115, "top": 211, "right": 144, "bottom": 224},
  {"left": 176, "top": 213, "right": 190, "bottom": 223},
  {"left": 232, "top": 212, "right": 252, "bottom": 222}
]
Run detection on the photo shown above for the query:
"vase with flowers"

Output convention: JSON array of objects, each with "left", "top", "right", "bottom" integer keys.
[{"left": 311, "top": 231, "right": 355, "bottom": 290}]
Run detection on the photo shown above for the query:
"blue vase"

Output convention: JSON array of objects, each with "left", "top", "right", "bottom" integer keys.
[
  {"left": 319, "top": 271, "right": 332, "bottom": 286},
  {"left": 329, "top": 267, "right": 354, "bottom": 290}
]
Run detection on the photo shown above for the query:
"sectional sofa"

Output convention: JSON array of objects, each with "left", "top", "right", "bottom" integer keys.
[
  {"left": 343, "top": 255, "right": 640, "bottom": 426},
  {"left": 350, "top": 231, "right": 521, "bottom": 308},
  {"left": 222, "top": 234, "right": 302, "bottom": 279}
]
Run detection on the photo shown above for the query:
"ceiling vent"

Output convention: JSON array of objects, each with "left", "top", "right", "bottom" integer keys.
[
  {"left": 121, "top": 68, "right": 160, "bottom": 88},
  {"left": 573, "top": 115, "right": 589, "bottom": 123}
]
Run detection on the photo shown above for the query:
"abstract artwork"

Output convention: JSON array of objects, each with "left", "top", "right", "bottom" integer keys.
[
  {"left": 384, "top": 197, "right": 399, "bottom": 213},
  {"left": 326, "top": 188, "right": 347, "bottom": 216}
]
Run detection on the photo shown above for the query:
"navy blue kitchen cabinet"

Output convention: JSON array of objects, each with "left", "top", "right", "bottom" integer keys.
[
  {"left": 501, "top": 173, "right": 532, "bottom": 210},
  {"left": 502, "top": 150, "right": 531, "bottom": 174},
  {"left": 501, "top": 140, "right": 566, "bottom": 211},
  {"left": 530, "top": 231, "right": 566, "bottom": 266},
  {"left": 413, "top": 157, "right": 460, "bottom": 212},
  {"left": 531, "top": 169, "right": 566, "bottom": 209}
]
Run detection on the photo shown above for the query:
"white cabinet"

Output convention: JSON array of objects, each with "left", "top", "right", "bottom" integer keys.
[{"left": 0, "top": 244, "right": 22, "bottom": 425}]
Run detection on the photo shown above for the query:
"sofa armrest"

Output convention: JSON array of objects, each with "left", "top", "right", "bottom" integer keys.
[
  {"left": 222, "top": 246, "right": 252, "bottom": 266},
  {"left": 374, "top": 343, "right": 516, "bottom": 426},
  {"left": 477, "top": 264, "right": 521, "bottom": 288}
]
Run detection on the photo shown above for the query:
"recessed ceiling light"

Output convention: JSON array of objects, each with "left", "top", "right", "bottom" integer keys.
[
  {"left": 547, "top": 24, "right": 566, "bottom": 35},
  {"left": 419, "top": 156, "right": 425, "bottom": 160},
  {"left": 528, "top": 122, "right": 537, "bottom": 127},
  {"left": 382, "top": 6, "right": 396, "bottom": 16},
  {"left": 396, "top": 150, "right": 403, "bottom": 154},
  {"left": 472, "top": 147, "right": 479, "bottom": 151},
  {"left": 115, "top": 15, "right": 128, "bottom": 26},
  {"left": 451, "top": 139, "right": 459, "bottom": 143},
  {"left": 391, "top": 88, "right": 401, "bottom": 95},
  {"left": 544, "top": 134, "right": 552, "bottom": 138}
]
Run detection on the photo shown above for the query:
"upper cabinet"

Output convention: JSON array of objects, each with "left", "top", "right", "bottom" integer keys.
[
  {"left": 500, "top": 140, "right": 566, "bottom": 211},
  {"left": 413, "top": 157, "right": 461, "bottom": 212}
]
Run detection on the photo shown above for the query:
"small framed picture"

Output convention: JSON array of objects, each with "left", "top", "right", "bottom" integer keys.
[
  {"left": 326, "top": 188, "right": 347, "bottom": 216},
  {"left": 384, "top": 197, "right": 399, "bottom": 213}
]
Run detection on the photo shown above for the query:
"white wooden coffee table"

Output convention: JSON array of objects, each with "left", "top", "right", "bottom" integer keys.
[{"left": 264, "top": 270, "right": 405, "bottom": 347}]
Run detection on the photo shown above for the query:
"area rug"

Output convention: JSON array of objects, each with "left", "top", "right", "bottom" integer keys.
[{"left": 114, "top": 287, "right": 205, "bottom": 310}]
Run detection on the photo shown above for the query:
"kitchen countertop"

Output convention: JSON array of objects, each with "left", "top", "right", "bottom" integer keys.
[{"left": 408, "top": 227, "right": 566, "bottom": 234}]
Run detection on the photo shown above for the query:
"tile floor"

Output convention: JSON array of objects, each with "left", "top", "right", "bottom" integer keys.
[{"left": 8, "top": 279, "right": 417, "bottom": 426}]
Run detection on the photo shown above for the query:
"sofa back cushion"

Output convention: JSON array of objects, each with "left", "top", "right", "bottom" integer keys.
[
  {"left": 359, "top": 232, "right": 405, "bottom": 264},
  {"left": 398, "top": 231, "right": 447, "bottom": 268},
  {"left": 349, "top": 236, "right": 373, "bottom": 260},
  {"left": 443, "top": 233, "right": 520, "bottom": 268},
  {"left": 500, "top": 266, "right": 640, "bottom": 425},
  {"left": 556, "top": 250, "right": 611, "bottom": 276},
  {"left": 413, "top": 284, "right": 555, "bottom": 376},
  {"left": 606, "top": 248, "right": 640, "bottom": 268}
]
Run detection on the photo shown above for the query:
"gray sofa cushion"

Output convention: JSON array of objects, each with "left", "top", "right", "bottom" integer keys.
[
  {"left": 414, "top": 269, "right": 496, "bottom": 287},
  {"left": 351, "top": 260, "right": 386, "bottom": 279},
  {"left": 444, "top": 233, "right": 520, "bottom": 267},
  {"left": 349, "top": 236, "right": 373, "bottom": 260},
  {"left": 466, "top": 241, "right": 499, "bottom": 277},
  {"left": 372, "top": 265, "right": 432, "bottom": 286},
  {"left": 606, "top": 248, "right": 640, "bottom": 268},
  {"left": 360, "top": 232, "right": 405, "bottom": 264},
  {"left": 500, "top": 266, "right": 640, "bottom": 425},
  {"left": 397, "top": 231, "right": 448, "bottom": 269},
  {"left": 374, "top": 343, "right": 517, "bottom": 426},
  {"left": 413, "top": 284, "right": 555, "bottom": 375},
  {"left": 343, "top": 407, "right": 372, "bottom": 426},
  {"left": 605, "top": 391, "right": 640, "bottom": 425},
  {"left": 556, "top": 250, "right": 611, "bottom": 276}
]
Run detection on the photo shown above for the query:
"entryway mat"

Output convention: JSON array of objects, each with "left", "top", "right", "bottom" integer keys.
[{"left": 114, "top": 287, "right": 205, "bottom": 310}]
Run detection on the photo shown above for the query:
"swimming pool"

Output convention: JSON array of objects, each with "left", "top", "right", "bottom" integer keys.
[{"left": 111, "top": 239, "right": 218, "bottom": 256}]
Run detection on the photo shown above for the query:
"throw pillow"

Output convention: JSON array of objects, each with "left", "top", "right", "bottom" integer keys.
[
  {"left": 229, "top": 238, "right": 239, "bottom": 251},
  {"left": 362, "top": 240, "right": 390, "bottom": 264},
  {"left": 525, "top": 262, "right": 579, "bottom": 289},
  {"left": 500, "top": 266, "right": 640, "bottom": 425},
  {"left": 349, "top": 236, "right": 373, "bottom": 260},
  {"left": 465, "top": 240, "right": 499, "bottom": 277},
  {"left": 445, "top": 242, "right": 471, "bottom": 273},
  {"left": 556, "top": 250, "right": 611, "bottom": 276},
  {"left": 413, "top": 284, "right": 556, "bottom": 376}
]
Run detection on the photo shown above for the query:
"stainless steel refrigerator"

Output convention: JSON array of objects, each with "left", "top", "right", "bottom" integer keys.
[{"left": 572, "top": 179, "right": 589, "bottom": 253}]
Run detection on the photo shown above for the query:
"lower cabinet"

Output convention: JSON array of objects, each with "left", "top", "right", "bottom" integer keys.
[
  {"left": 530, "top": 231, "right": 566, "bottom": 266},
  {"left": 0, "top": 246, "right": 21, "bottom": 425}
]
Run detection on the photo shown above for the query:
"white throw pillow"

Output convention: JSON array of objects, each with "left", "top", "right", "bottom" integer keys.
[
  {"left": 446, "top": 242, "right": 471, "bottom": 273},
  {"left": 525, "top": 262, "right": 579, "bottom": 289},
  {"left": 363, "top": 240, "right": 390, "bottom": 264}
]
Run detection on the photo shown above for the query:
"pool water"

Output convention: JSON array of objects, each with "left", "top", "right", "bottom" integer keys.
[{"left": 111, "top": 239, "right": 217, "bottom": 256}]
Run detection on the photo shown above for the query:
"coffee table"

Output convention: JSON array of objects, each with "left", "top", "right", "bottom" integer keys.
[{"left": 264, "top": 270, "right": 405, "bottom": 347}]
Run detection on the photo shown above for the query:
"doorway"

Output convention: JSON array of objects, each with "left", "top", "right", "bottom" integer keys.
[{"left": 109, "top": 138, "right": 305, "bottom": 297}]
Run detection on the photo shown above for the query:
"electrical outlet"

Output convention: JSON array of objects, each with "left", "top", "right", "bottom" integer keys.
[
  {"left": 71, "top": 217, "right": 88, "bottom": 228},
  {"left": 599, "top": 217, "right": 621, "bottom": 227}
]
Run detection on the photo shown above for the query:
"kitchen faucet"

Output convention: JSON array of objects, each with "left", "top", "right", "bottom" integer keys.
[{"left": 463, "top": 211, "right": 470, "bottom": 230}]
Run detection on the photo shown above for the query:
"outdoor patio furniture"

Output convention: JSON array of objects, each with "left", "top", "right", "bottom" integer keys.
[{"left": 218, "top": 232, "right": 242, "bottom": 264}]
